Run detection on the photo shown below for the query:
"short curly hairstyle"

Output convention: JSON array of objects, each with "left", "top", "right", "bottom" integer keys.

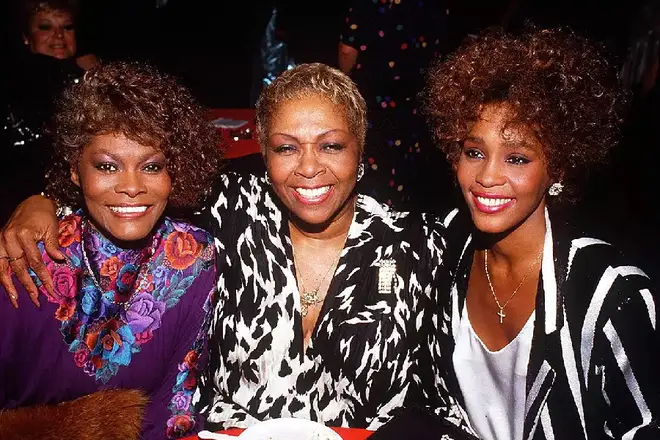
[
  {"left": 21, "top": 0, "right": 78, "bottom": 35},
  {"left": 46, "top": 61, "right": 223, "bottom": 211},
  {"left": 255, "top": 63, "right": 367, "bottom": 154},
  {"left": 424, "top": 27, "right": 627, "bottom": 202}
]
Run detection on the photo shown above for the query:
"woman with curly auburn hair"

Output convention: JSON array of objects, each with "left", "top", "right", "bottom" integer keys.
[
  {"left": 0, "top": 61, "right": 221, "bottom": 439},
  {"left": 418, "top": 28, "right": 660, "bottom": 439}
]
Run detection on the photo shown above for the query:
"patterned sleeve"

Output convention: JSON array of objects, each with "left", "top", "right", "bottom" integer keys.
[
  {"left": 415, "top": 213, "right": 452, "bottom": 406},
  {"left": 192, "top": 276, "right": 264, "bottom": 430},
  {"left": 353, "top": 212, "right": 450, "bottom": 430},
  {"left": 340, "top": 0, "right": 374, "bottom": 49},
  {"left": 165, "top": 279, "right": 216, "bottom": 438},
  {"left": 164, "top": 238, "right": 217, "bottom": 439},
  {"left": 189, "top": 172, "right": 262, "bottom": 430},
  {"left": 421, "top": 212, "right": 450, "bottom": 285},
  {"left": 193, "top": 300, "right": 263, "bottom": 431},
  {"left": 597, "top": 268, "right": 660, "bottom": 437}
]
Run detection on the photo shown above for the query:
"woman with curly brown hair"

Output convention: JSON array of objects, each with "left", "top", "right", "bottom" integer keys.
[
  {"left": 420, "top": 28, "right": 660, "bottom": 439},
  {"left": 0, "top": 61, "right": 222, "bottom": 439}
]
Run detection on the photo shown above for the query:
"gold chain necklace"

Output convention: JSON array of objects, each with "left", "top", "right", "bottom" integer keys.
[
  {"left": 293, "top": 248, "right": 343, "bottom": 318},
  {"left": 484, "top": 249, "right": 543, "bottom": 324}
]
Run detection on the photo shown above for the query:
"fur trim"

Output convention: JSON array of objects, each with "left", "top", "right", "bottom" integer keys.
[{"left": 0, "top": 389, "right": 148, "bottom": 440}]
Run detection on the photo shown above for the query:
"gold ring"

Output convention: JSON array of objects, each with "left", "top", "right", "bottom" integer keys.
[{"left": 7, "top": 254, "right": 24, "bottom": 263}]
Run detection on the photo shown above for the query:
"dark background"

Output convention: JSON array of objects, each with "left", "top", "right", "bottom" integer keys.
[
  {"left": 1, "top": 0, "right": 646, "bottom": 107},
  {"left": 1, "top": 0, "right": 353, "bottom": 108},
  {"left": 1, "top": 0, "right": 647, "bottom": 106}
]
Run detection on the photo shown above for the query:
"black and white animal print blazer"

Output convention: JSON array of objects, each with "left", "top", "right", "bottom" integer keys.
[
  {"left": 427, "top": 207, "right": 660, "bottom": 440},
  {"left": 194, "top": 173, "right": 447, "bottom": 431}
]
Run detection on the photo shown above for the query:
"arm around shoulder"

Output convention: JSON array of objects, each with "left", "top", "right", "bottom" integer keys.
[{"left": 0, "top": 194, "right": 62, "bottom": 304}]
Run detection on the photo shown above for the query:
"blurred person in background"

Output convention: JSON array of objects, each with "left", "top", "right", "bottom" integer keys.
[
  {"left": 338, "top": 0, "right": 454, "bottom": 213},
  {"left": 1, "top": 0, "right": 99, "bottom": 226}
]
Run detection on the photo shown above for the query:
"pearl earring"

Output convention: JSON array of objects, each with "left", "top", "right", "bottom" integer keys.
[{"left": 548, "top": 182, "right": 563, "bottom": 196}]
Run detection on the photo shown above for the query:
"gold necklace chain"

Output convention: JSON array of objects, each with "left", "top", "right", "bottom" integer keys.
[
  {"left": 293, "top": 247, "right": 343, "bottom": 318},
  {"left": 484, "top": 249, "right": 543, "bottom": 324}
]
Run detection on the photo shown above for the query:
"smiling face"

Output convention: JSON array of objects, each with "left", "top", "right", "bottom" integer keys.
[
  {"left": 24, "top": 8, "right": 76, "bottom": 59},
  {"left": 457, "top": 104, "right": 552, "bottom": 235},
  {"left": 265, "top": 94, "right": 361, "bottom": 228},
  {"left": 71, "top": 133, "right": 171, "bottom": 243}
]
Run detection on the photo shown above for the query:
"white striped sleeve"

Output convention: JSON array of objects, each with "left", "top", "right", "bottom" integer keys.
[{"left": 599, "top": 274, "right": 660, "bottom": 438}]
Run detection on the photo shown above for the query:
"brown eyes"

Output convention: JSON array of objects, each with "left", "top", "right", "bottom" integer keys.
[
  {"left": 273, "top": 144, "right": 296, "bottom": 154},
  {"left": 93, "top": 163, "right": 165, "bottom": 173},
  {"left": 272, "top": 143, "right": 346, "bottom": 154},
  {"left": 463, "top": 148, "right": 483, "bottom": 160},
  {"left": 95, "top": 163, "right": 117, "bottom": 172},
  {"left": 506, "top": 156, "right": 531, "bottom": 165},
  {"left": 463, "top": 148, "right": 531, "bottom": 165},
  {"left": 322, "top": 143, "right": 345, "bottom": 152},
  {"left": 143, "top": 163, "right": 166, "bottom": 173}
]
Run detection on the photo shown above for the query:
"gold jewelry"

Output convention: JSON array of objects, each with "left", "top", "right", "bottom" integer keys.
[
  {"left": 293, "top": 248, "right": 343, "bottom": 318},
  {"left": 5, "top": 254, "right": 24, "bottom": 263},
  {"left": 484, "top": 249, "right": 543, "bottom": 324}
]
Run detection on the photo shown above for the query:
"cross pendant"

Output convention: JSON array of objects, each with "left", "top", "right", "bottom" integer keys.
[{"left": 497, "top": 308, "right": 506, "bottom": 324}]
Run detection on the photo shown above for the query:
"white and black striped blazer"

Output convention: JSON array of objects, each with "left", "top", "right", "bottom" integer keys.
[{"left": 426, "top": 207, "right": 660, "bottom": 440}]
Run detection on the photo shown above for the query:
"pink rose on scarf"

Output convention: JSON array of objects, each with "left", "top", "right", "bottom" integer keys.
[
  {"left": 134, "top": 330, "right": 153, "bottom": 345},
  {"left": 73, "top": 349, "right": 89, "bottom": 367},
  {"left": 51, "top": 266, "right": 78, "bottom": 303}
]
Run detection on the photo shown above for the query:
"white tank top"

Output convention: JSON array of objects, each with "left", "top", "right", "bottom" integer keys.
[{"left": 452, "top": 303, "right": 535, "bottom": 440}]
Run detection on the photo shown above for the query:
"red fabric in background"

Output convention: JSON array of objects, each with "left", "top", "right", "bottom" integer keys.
[
  {"left": 209, "top": 108, "right": 260, "bottom": 159},
  {"left": 182, "top": 427, "right": 372, "bottom": 439}
]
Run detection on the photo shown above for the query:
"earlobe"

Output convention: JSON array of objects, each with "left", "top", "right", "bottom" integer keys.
[{"left": 70, "top": 167, "right": 80, "bottom": 187}]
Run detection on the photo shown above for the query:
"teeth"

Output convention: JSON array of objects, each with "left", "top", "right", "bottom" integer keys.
[
  {"left": 295, "top": 186, "right": 331, "bottom": 198},
  {"left": 109, "top": 206, "right": 148, "bottom": 213},
  {"left": 476, "top": 196, "right": 513, "bottom": 207}
]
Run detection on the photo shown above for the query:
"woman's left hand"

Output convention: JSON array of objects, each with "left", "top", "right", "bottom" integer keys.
[
  {"left": 75, "top": 53, "right": 100, "bottom": 71},
  {"left": 0, "top": 195, "right": 63, "bottom": 308}
]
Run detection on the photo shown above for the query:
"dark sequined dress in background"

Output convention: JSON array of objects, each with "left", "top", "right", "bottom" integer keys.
[
  {"left": 1, "top": 53, "right": 83, "bottom": 225},
  {"left": 341, "top": 0, "right": 454, "bottom": 213}
]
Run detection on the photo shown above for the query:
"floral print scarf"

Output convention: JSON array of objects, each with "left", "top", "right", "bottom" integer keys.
[{"left": 31, "top": 211, "right": 214, "bottom": 384}]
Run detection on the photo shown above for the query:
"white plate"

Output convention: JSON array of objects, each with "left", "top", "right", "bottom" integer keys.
[
  {"left": 211, "top": 118, "right": 248, "bottom": 129},
  {"left": 238, "top": 418, "right": 342, "bottom": 440}
]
